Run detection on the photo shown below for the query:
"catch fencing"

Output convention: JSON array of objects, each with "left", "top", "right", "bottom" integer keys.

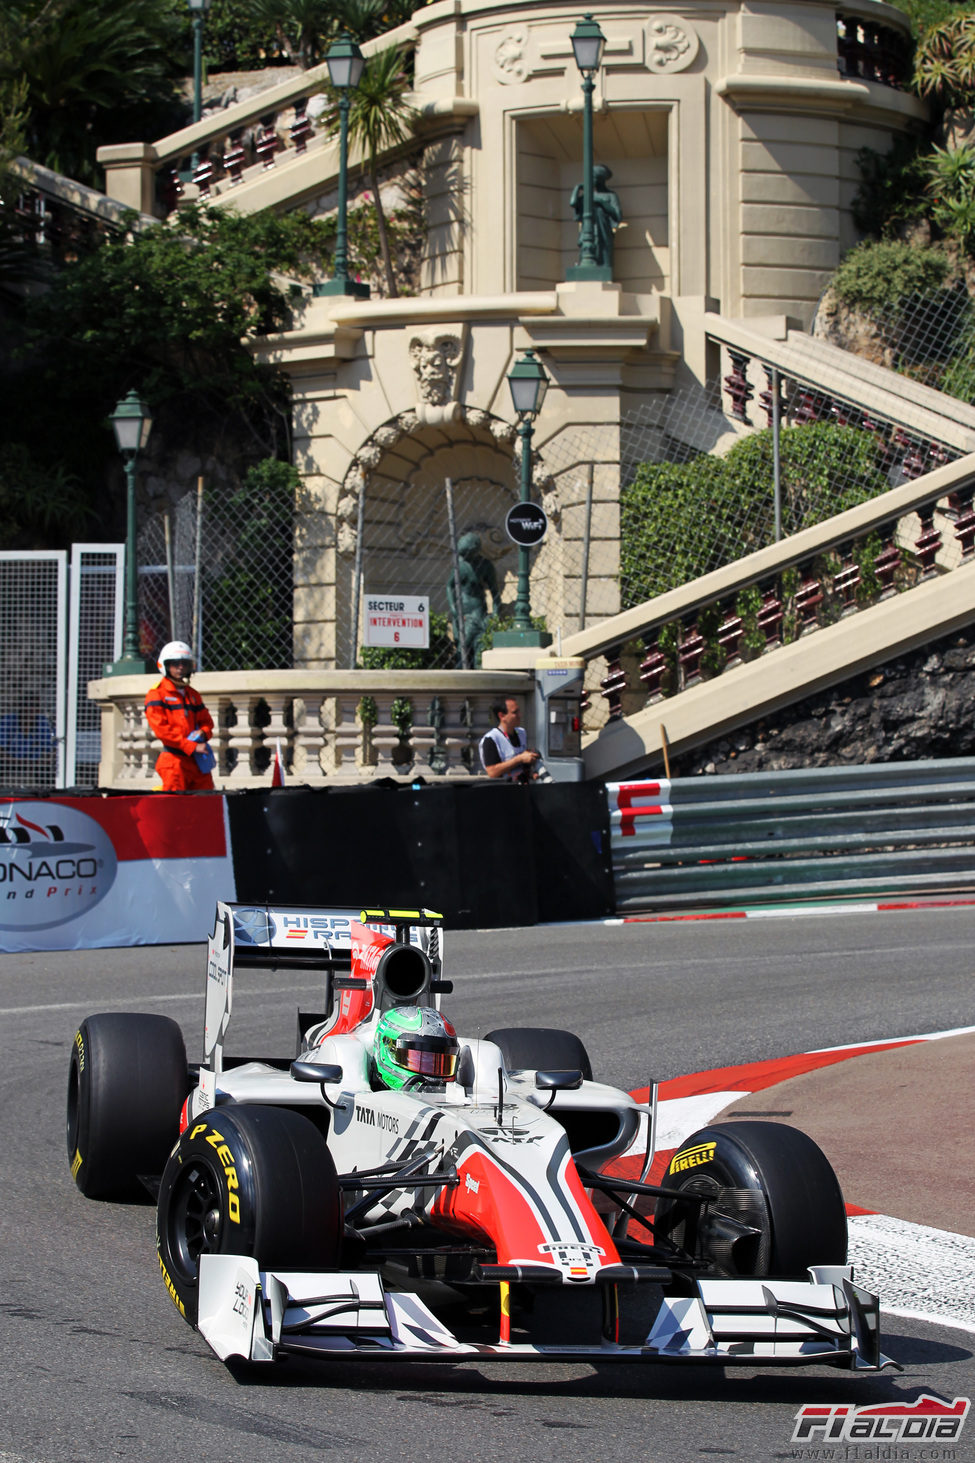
[
  {"left": 607, "top": 759, "right": 975, "bottom": 912},
  {"left": 0, "top": 547, "right": 122, "bottom": 791}
]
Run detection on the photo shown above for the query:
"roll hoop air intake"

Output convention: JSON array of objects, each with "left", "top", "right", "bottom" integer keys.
[{"left": 373, "top": 943, "right": 435, "bottom": 1012}]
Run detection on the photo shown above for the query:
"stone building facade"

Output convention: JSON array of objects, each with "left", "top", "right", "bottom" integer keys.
[{"left": 103, "top": 0, "right": 927, "bottom": 671}]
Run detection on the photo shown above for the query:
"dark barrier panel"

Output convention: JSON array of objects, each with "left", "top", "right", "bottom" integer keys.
[
  {"left": 226, "top": 783, "right": 613, "bottom": 929},
  {"left": 529, "top": 782, "right": 614, "bottom": 924}
]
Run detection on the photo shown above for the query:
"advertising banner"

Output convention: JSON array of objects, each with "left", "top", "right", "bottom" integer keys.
[{"left": 0, "top": 794, "right": 236, "bottom": 952}]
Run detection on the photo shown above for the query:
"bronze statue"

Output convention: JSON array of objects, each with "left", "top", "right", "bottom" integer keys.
[
  {"left": 570, "top": 163, "right": 622, "bottom": 270},
  {"left": 446, "top": 532, "right": 499, "bottom": 669}
]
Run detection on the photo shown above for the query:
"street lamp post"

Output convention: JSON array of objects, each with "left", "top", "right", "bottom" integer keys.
[
  {"left": 104, "top": 391, "right": 154, "bottom": 678},
  {"left": 567, "top": 13, "right": 610, "bottom": 282},
  {"left": 187, "top": 0, "right": 211, "bottom": 124},
  {"left": 314, "top": 33, "right": 371, "bottom": 299},
  {"left": 186, "top": 0, "right": 211, "bottom": 178},
  {"left": 493, "top": 350, "right": 553, "bottom": 649}
]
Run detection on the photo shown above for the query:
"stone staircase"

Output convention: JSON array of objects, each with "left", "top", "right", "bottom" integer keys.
[{"left": 567, "top": 318, "right": 975, "bottom": 781}]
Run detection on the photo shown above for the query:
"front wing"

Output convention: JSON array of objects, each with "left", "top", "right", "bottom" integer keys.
[{"left": 197, "top": 1255, "right": 896, "bottom": 1370}]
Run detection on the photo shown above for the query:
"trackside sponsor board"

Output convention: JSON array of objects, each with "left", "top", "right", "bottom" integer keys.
[{"left": 0, "top": 795, "right": 235, "bottom": 951}]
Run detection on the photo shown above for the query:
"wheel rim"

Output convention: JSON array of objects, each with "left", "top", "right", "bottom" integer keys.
[{"left": 167, "top": 1161, "right": 224, "bottom": 1285}]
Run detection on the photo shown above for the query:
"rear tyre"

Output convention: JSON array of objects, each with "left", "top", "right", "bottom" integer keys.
[
  {"left": 67, "top": 1012, "right": 188, "bottom": 1200},
  {"left": 484, "top": 1026, "right": 593, "bottom": 1081},
  {"left": 653, "top": 1119, "right": 848, "bottom": 1278},
  {"left": 156, "top": 1104, "right": 343, "bottom": 1326}
]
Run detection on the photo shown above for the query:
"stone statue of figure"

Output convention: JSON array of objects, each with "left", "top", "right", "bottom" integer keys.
[
  {"left": 446, "top": 532, "right": 499, "bottom": 669},
  {"left": 570, "top": 163, "right": 622, "bottom": 270}
]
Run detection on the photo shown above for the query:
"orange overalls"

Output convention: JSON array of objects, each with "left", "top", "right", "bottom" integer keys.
[{"left": 144, "top": 676, "right": 215, "bottom": 791}]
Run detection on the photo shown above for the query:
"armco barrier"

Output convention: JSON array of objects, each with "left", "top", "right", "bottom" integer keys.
[{"left": 607, "top": 758, "right": 975, "bottom": 912}]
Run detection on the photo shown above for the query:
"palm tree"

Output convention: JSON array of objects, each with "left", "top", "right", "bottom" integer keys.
[
  {"left": 1, "top": 0, "right": 183, "bottom": 185},
  {"left": 323, "top": 43, "right": 416, "bottom": 296}
]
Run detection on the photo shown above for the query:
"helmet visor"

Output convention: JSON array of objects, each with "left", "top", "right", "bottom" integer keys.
[{"left": 393, "top": 1034, "right": 458, "bottom": 1080}]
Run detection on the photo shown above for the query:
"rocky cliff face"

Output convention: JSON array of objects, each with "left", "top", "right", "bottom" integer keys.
[{"left": 678, "top": 626, "right": 975, "bottom": 776}]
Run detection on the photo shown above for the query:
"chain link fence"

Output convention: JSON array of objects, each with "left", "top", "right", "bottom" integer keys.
[
  {"left": 816, "top": 274, "right": 975, "bottom": 400},
  {"left": 138, "top": 472, "right": 295, "bottom": 671},
  {"left": 135, "top": 292, "right": 970, "bottom": 674}
]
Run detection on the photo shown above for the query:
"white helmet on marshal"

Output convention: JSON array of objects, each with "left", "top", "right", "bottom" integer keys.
[{"left": 157, "top": 640, "right": 195, "bottom": 675}]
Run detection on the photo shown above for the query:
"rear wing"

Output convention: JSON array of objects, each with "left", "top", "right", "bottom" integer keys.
[{"left": 203, "top": 901, "right": 444, "bottom": 1072}]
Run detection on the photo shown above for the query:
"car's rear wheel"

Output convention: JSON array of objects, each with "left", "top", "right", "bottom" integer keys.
[
  {"left": 156, "top": 1104, "right": 343, "bottom": 1326},
  {"left": 67, "top": 1012, "right": 188, "bottom": 1200},
  {"left": 652, "top": 1119, "right": 848, "bottom": 1278},
  {"left": 484, "top": 1026, "right": 593, "bottom": 1080}
]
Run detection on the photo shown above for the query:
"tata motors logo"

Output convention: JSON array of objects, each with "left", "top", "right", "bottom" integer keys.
[{"left": 0, "top": 803, "right": 117, "bottom": 930}]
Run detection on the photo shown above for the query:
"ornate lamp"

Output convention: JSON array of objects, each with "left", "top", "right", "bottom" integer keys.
[{"left": 104, "top": 391, "right": 154, "bottom": 677}]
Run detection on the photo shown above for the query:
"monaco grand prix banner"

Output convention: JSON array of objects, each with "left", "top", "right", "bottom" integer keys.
[{"left": 0, "top": 794, "right": 236, "bottom": 952}]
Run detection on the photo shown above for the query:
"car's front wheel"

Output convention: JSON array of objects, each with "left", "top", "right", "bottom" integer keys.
[
  {"left": 652, "top": 1119, "right": 848, "bottom": 1278},
  {"left": 156, "top": 1104, "right": 343, "bottom": 1326}
]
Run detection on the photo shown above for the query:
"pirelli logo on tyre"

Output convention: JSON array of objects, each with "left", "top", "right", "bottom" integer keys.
[
  {"left": 668, "top": 1141, "right": 716, "bottom": 1175},
  {"left": 188, "top": 1123, "right": 241, "bottom": 1223}
]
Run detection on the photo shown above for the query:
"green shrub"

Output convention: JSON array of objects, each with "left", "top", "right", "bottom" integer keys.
[
  {"left": 851, "top": 138, "right": 930, "bottom": 239},
  {"left": 620, "top": 423, "right": 888, "bottom": 608},
  {"left": 829, "top": 240, "right": 950, "bottom": 311}
]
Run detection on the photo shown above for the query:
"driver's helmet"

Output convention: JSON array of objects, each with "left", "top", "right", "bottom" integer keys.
[{"left": 373, "top": 1006, "right": 459, "bottom": 1090}]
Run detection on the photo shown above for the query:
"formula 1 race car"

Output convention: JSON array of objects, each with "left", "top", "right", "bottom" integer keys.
[{"left": 66, "top": 903, "right": 894, "bottom": 1372}]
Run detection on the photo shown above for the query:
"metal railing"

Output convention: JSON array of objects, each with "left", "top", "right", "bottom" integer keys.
[{"left": 606, "top": 759, "right": 975, "bottom": 912}]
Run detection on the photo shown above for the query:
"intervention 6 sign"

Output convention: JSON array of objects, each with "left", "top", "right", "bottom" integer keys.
[{"left": 364, "top": 595, "right": 429, "bottom": 648}]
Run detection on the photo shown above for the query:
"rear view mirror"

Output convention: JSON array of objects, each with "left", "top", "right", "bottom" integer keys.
[{"left": 535, "top": 1069, "right": 584, "bottom": 1091}]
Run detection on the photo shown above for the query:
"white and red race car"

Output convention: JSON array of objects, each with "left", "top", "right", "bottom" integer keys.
[{"left": 67, "top": 903, "right": 894, "bottom": 1372}]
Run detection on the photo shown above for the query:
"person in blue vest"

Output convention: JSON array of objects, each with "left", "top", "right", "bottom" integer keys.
[{"left": 479, "top": 697, "right": 544, "bottom": 782}]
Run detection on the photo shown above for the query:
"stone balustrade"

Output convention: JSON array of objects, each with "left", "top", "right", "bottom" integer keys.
[
  {"left": 563, "top": 450, "right": 975, "bottom": 727},
  {"left": 88, "top": 669, "right": 531, "bottom": 789},
  {"left": 96, "top": 22, "right": 420, "bottom": 219},
  {"left": 836, "top": 10, "right": 912, "bottom": 88}
]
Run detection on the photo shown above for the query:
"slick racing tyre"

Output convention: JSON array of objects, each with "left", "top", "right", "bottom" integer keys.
[
  {"left": 67, "top": 1012, "right": 188, "bottom": 1200},
  {"left": 156, "top": 1104, "right": 343, "bottom": 1326},
  {"left": 485, "top": 1027, "right": 593, "bottom": 1081},
  {"left": 653, "top": 1120, "right": 848, "bottom": 1278}
]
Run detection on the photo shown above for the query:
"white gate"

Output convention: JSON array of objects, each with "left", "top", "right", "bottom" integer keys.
[{"left": 0, "top": 546, "right": 123, "bottom": 790}]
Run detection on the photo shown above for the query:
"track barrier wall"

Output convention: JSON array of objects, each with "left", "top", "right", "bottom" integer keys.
[
  {"left": 0, "top": 782, "right": 615, "bottom": 950},
  {"left": 6, "top": 758, "right": 975, "bottom": 950},
  {"left": 607, "top": 758, "right": 975, "bottom": 912}
]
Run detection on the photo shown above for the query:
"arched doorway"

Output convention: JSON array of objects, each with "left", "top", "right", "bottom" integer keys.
[{"left": 335, "top": 406, "right": 561, "bottom": 668}]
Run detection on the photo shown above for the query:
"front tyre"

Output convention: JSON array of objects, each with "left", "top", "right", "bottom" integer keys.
[
  {"left": 653, "top": 1120, "right": 848, "bottom": 1278},
  {"left": 67, "top": 1012, "right": 188, "bottom": 1200},
  {"left": 156, "top": 1105, "right": 343, "bottom": 1326}
]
